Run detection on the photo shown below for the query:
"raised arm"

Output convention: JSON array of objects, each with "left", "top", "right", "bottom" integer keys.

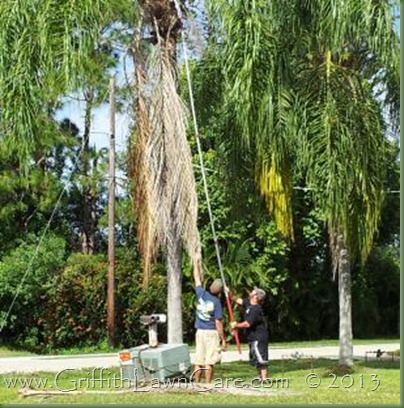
[{"left": 193, "top": 257, "right": 202, "bottom": 287}]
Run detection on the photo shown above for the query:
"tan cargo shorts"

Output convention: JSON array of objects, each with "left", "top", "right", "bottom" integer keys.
[{"left": 194, "top": 329, "right": 221, "bottom": 366}]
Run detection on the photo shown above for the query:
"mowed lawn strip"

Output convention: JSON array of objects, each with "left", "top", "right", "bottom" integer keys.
[{"left": 0, "top": 359, "right": 399, "bottom": 404}]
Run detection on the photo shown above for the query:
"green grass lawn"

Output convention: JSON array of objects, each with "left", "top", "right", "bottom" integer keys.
[
  {"left": 0, "top": 346, "right": 36, "bottom": 358},
  {"left": 0, "top": 344, "right": 120, "bottom": 358},
  {"left": 270, "top": 338, "right": 401, "bottom": 348},
  {"left": 0, "top": 358, "right": 399, "bottom": 404}
]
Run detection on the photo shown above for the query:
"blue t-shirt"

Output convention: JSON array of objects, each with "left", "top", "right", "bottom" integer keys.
[{"left": 195, "top": 286, "right": 223, "bottom": 330}]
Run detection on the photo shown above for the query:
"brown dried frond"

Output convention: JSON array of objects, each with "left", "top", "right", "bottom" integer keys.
[
  {"left": 145, "top": 45, "right": 202, "bottom": 267},
  {"left": 131, "top": 26, "right": 158, "bottom": 287},
  {"left": 131, "top": 1, "right": 202, "bottom": 286},
  {"left": 132, "top": 43, "right": 202, "bottom": 285},
  {"left": 140, "top": 0, "right": 183, "bottom": 45}
]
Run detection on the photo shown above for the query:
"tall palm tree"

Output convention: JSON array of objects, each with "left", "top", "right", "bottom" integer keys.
[
  {"left": 207, "top": 0, "right": 399, "bottom": 367},
  {"left": 293, "top": 0, "right": 399, "bottom": 367},
  {"left": 129, "top": 0, "right": 203, "bottom": 344}
]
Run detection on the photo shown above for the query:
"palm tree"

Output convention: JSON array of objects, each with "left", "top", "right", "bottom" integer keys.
[
  {"left": 0, "top": 0, "right": 138, "bottom": 257},
  {"left": 207, "top": 0, "right": 399, "bottom": 367},
  {"left": 293, "top": 0, "right": 399, "bottom": 367},
  {"left": 129, "top": 0, "right": 203, "bottom": 344}
]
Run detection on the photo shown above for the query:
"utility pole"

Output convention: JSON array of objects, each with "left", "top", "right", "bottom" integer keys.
[{"left": 107, "top": 77, "right": 116, "bottom": 347}]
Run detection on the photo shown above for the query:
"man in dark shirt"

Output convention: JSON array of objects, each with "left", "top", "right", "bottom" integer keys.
[
  {"left": 193, "top": 274, "right": 227, "bottom": 383},
  {"left": 230, "top": 287, "right": 268, "bottom": 380}
]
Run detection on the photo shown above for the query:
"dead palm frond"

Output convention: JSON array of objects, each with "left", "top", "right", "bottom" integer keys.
[
  {"left": 131, "top": 10, "right": 202, "bottom": 286},
  {"left": 131, "top": 51, "right": 157, "bottom": 285}
]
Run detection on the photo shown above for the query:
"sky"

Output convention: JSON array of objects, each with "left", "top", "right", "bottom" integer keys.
[
  {"left": 55, "top": 91, "right": 131, "bottom": 154},
  {"left": 55, "top": 99, "right": 130, "bottom": 152},
  {"left": 55, "top": 53, "right": 134, "bottom": 154}
]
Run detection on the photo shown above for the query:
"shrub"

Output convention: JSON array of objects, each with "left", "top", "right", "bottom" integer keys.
[
  {"left": 45, "top": 253, "right": 108, "bottom": 349},
  {"left": 114, "top": 248, "right": 167, "bottom": 347},
  {"left": 45, "top": 247, "right": 168, "bottom": 350},
  {"left": 0, "top": 235, "right": 66, "bottom": 349}
]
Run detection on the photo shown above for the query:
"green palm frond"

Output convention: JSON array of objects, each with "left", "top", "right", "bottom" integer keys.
[
  {"left": 209, "top": 0, "right": 296, "bottom": 239},
  {"left": 300, "top": 52, "right": 386, "bottom": 269},
  {"left": 207, "top": 0, "right": 398, "bottom": 272},
  {"left": 294, "top": 0, "right": 398, "bottom": 272},
  {"left": 0, "top": 0, "right": 135, "bottom": 161}
]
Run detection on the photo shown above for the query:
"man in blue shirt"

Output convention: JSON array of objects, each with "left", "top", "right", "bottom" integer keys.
[{"left": 193, "top": 274, "right": 227, "bottom": 383}]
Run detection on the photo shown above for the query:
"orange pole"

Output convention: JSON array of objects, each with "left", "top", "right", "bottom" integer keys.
[{"left": 224, "top": 290, "right": 242, "bottom": 354}]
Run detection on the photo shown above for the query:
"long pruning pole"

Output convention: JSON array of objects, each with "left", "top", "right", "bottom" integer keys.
[{"left": 173, "top": 1, "right": 242, "bottom": 354}]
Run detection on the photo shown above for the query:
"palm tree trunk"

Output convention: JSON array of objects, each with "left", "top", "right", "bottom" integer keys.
[
  {"left": 166, "top": 236, "right": 183, "bottom": 344},
  {"left": 337, "top": 234, "right": 353, "bottom": 368}
]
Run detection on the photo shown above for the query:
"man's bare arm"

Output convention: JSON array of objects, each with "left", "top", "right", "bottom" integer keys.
[
  {"left": 193, "top": 259, "right": 202, "bottom": 287},
  {"left": 215, "top": 319, "right": 227, "bottom": 350},
  {"left": 215, "top": 319, "right": 226, "bottom": 341},
  {"left": 233, "top": 320, "right": 251, "bottom": 329}
]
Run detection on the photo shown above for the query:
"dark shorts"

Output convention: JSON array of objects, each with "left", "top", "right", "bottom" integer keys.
[{"left": 249, "top": 340, "right": 268, "bottom": 367}]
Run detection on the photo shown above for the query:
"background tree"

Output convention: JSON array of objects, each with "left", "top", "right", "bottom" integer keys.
[
  {"left": 205, "top": 0, "right": 399, "bottom": 367},
  {"left": 291, "top": 0, "right": 399, "bottom": 367},
  {"left": 0, "top": 0, "right": 132, "bottom": 160}
]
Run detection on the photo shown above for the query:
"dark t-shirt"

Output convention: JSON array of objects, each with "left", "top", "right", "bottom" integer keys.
[
  {"left": 242, "top": 299, "right": 268, "bottom": 342},
  {"left": 194, "top": 286, "right": 223, "bottom": 330}
]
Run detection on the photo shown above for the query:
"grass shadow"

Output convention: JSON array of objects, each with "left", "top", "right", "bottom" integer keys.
[
  {"left": 359, "top": 359, "right": 400, "bottom": 370},
  {"left": 217, "top": 357, "right": 400, "bottom": 380}
]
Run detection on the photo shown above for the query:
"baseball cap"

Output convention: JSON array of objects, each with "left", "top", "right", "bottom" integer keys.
[{"left": 209, "top": 278, "right": 223, "bottom": 294}]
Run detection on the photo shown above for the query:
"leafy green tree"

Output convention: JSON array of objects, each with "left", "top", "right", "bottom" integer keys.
[
  {"left": 205, "top": 0, "right": 399, "bottom": 367},
  {"left": 0, "top": 126, "right": 74, "bottom": 254},
  {"left": 0, "top": 0, "right": 133, "bottom": 161},
  {"left": 0, "top": 0, "right": 203, "bottom": 345},
  {"left": 290, "top": 0, "right": 399, "bottom": 367},
  {"left": 72, "top": 25, "right": 125, "bottom": 254},
  {"left": 0, "top": 235, "right": 66, "bottom": 349}
]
